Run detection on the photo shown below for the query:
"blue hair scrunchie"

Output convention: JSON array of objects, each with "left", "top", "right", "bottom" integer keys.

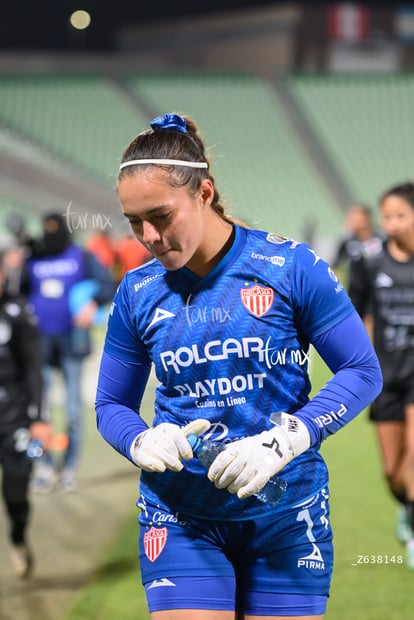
[{"left": 150, "top": 113, "right": 188, "bottom": 134}]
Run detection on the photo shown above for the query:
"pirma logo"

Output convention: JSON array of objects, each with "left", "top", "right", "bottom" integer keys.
[
  {"left": 147, "top": 578, "right": 176, "bottom": 589},
  {"left": 147, "top": 308, "right": 175, "bottom": 329},
  {"left": 297, "top": 543, "right": 325, "bottom": 570}
]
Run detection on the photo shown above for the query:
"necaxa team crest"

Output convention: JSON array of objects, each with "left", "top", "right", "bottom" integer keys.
[{"left": 240, "top": 283, "right": 274, "bottom": 318}]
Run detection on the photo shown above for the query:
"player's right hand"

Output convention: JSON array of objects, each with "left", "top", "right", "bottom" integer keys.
[{"left": 130, "top": 418, "right": 211, "bottom": 472}]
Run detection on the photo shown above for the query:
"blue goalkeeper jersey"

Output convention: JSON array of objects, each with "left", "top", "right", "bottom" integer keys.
[{"left": 99, "top": 225, "right": 376, "bottom": 520}]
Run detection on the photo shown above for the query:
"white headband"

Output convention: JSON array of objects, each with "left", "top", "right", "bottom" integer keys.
[{"left": 120, "top": 158, "right": 208, "bottom": 171}]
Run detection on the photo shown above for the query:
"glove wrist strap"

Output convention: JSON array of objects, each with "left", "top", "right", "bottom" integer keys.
[
  {"left": 130, "top": 430, "right": 147, "bottom": 466},
  {"left": 271, "top": 412, "right": 311, "bottom": 457}
]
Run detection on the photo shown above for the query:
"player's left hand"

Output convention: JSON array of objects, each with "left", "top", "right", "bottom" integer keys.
[{"left": 207, "top": 413, "right": 310, "bottom": 499}]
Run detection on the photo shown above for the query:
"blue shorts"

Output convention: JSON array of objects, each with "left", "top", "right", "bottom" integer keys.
[{"left": 138, "top": 488, "right": 333, "bottom": 615}]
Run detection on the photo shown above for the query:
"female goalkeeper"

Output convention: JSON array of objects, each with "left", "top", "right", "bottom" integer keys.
[{"left": 95, "top": 113, "right": 382, "bottom": 619}]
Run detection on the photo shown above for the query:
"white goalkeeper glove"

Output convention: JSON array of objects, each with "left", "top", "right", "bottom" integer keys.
[
  {"left": 207, "top": 412, "right": 310, "bottom": 500},
  {"left": 130, "top": 418, "right": 211, "bottom": 472}
]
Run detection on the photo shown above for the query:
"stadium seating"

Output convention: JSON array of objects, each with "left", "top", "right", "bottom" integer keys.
[
  {"left": 0, "top": 126, "right": 67, "bottom": 173},
  {"left": 0, "top": 74, "right": 148, "bottom": 183},
  {"left": 13, "top": 70, "right": 414, "bottom": 251},
  {"left": 3, "top": 70, "right": 414, "bottom": 247},
  {"left": 287, "top": 73, "right": 414, "bottom": 206}
]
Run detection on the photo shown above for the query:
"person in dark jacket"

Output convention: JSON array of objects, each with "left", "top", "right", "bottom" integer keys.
[{"left": 0, "top": 248, "right": 51, "bottom": 578}]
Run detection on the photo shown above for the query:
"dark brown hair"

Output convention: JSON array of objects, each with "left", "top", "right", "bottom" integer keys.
[
  {"left": 380, "top": 181, "right": 414, "bottom": 209},
  {"left": 119, "top": 114, "right": 246, "bottom": 227}
]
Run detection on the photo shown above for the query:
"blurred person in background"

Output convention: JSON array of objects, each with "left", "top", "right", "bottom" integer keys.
[
  {"left": 5, "top": 213, "right": 40, "bottom": 259},
  {"left": 86, "top": 228, "right": 118, "bottom": 276},
  {"left": 114, "top": 231, "right": 152, "bottom": 281},
  {"left": 0, "top": 243, "right": 27, "bottom": 297},
  {"left": 332, "top": 203, "right": 383, "bottom": 285},
  {"left": 24, "top": 212, "right": 115, "bottom": 493},
  {"left": 95, "top": 113, "right": 382, "bottom": 619},
  {"left": 86, "top": 227, "right": 151, "bottom": 283},
  {"left": 349, "top": 181, "right": 414, "bottom": 569},
  {"left": 3, "top": 214, "right": 43, "bottom": 295},
  {"left": 0, "top": 248, "right": 51, "bottom": 578}
]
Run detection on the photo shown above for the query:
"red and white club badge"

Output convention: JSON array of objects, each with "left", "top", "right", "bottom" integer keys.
[
  {"left": 144, "top": 526, "right": 168, "bottom": 562},
  {"left": 240, "top": 284, "right": 274, "bottom": 318}
]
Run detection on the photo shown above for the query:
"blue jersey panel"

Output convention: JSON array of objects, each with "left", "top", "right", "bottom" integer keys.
[{"left": 103, "top": 226, "right": 355, "bottom": 520}]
